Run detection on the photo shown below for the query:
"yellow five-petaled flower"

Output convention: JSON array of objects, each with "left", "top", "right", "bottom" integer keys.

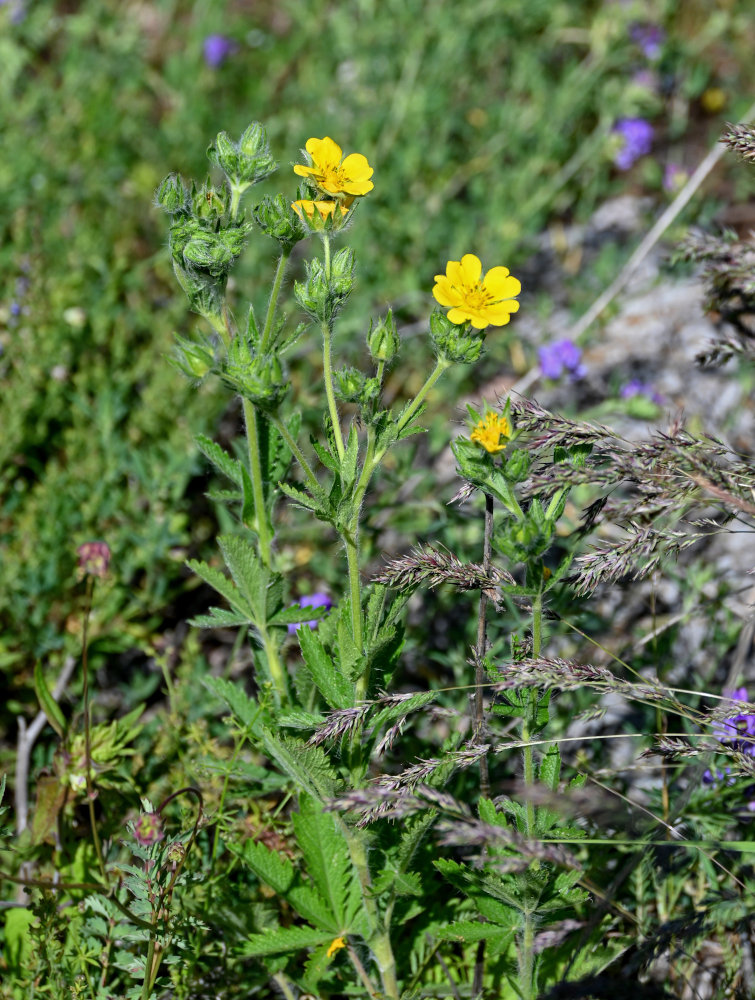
[
  {"left": 470, "top": 412, "right": 511, "bottom": 454},
  {"left": 326, "top": 936, "right": 347, "bottom": 958},
  {"left": 433, "top": 253, "right": 521, "bottom": 330},
  {"left": 294, "top": 137, "right": 374, "bottom": 197}
]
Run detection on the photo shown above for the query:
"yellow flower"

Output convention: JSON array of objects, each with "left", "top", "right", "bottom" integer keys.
[
  {"left": 294, "top": 137, "right": 374, "bottom": 197},
  {"left": 326, "top": 936, "right": 347, "bottom": 958},
  {"left": 291, "top": 198, "right": 352, "bottom": 221},
  {"left": 470, "top": 412, "right": 511, "bottom": 453},
  {"left": 433, "top": 254, "right": 521, "bottom": 330}
]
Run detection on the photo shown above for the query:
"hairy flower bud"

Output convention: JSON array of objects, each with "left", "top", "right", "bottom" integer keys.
[
  {"left": 367, "top": 309, "right": 399, "bottom": 363},
  {"left": 253, "top": 193, "right": 306, "bottom": 249},
  {"left": 429, "top": 308, "right": 483, "bottom": 364},
  {"left": 155, "top": 172, "right": 188, "bottom": 214},
  {"left": 294, "top": 248, "right": 355, "bottom": 323},
  {"left": 221, "top": 338, "right": 288, "bottom": 407},
  {"left": 208, "top": 122, "right": 277, "bottom": 190}
]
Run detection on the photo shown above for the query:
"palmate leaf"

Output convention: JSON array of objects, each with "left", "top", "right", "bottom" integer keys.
[
  {"left": 191, "top": 606, "right": 253, "bottom": 629},
  {"left": 434, "top": 858, "right": 522, "bottom": 921},
  {"left": 242, "top": 924, "right": 334, "bottom": 958},
  {"left": 435, "top": 919, "right": 515, "bottom": 948},
  {"left": 293, "top": 795, "right": 352, "bottom": 927}
]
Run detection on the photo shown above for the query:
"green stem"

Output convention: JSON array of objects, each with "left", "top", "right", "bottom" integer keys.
[
  {"left": 393, "top": 357, "right": 450, "bottom": 439},
  {"left": 341, "top": 823, "right": 399, "bottom": 1000},
  {"left": 268, "top": 413, "right": 320, "bottom": 492},
  {"left": 321, "top": 321, "right": 345, "bottom": 461},
  {"left": 261, "top": 626, "right": 289, "bottom": 707},
  {"left": 321, "top": 234, "right": 345, "bottom": 461},
  {"left": 259, "top": 248, "right": 291, "bottom": 352},
  {"left": 242, "top": 398, "right": 273, "bottom": 567},
  {"left": 81, "top": 578, "right": 107, "bottom": 881},
  {"left": 228, "top": 182, "right": 249, "bottom": 223},
  {"left": 518, "top": 589, "right": 543, "bottom": 1000},
  {"left": 350, "top": 430, "right": 377, "bottom": 699},
  {"left": 520, "top": 910, "right": 535, "bottom": 1000}
]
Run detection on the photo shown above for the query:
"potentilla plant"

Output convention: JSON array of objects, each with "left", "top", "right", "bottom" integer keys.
[{"left": 154, "top": 123, "right": 597, "bottom": 999}]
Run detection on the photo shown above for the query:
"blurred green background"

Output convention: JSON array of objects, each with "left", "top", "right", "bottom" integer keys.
[{"left": 1, "top": 0, "right": 753, "bottom": 712}]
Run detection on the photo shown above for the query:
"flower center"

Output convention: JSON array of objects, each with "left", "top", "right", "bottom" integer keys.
[{"left": 463, "top": 281, "right": 493, "bottom": 309}]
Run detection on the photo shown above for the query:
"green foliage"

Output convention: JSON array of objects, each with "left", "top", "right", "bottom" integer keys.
[{"left": 4, "top": 3, "right": 755, "bottom": 999}]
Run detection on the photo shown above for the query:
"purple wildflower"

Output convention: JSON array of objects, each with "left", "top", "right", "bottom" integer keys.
[
  {"left": 203, "top": 34, "right": 235, "bottom": 69},
  {"left": 620, "top": 380, "right": 663, "bottom": 404},
  {"left": 77, "top": 541, "right": 111, "bottom": 580},
  {"left": 712, "top": 687, "right": 755, "bottom": 755},
  {"left": 538, "top": 339, "right": 586, "bottom": 381},
  {"left": 288, "top": 592, "right": 333, "bottom": 635},
  {"left": 613, "top": 118, "right": 654, "bottom": 170},
  {"left": 629, "top": 23, "right": 665, "bottom": 60}
]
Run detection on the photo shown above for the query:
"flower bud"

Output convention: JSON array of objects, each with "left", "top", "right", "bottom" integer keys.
[
  {"left": 429, "top": 308, "right": 483, "bottom": 364},
  {"left": 294, "top": 249, "right": 355, "bottom": 324},
  {"left": 253, "top": 193, "right": 306, "bottom": 249},
  {"left": 222, "top": 338, "right": 288, "bottom": 407},
  {"left": 367, "top": 309, "right": 399, "bottom": 363},
  {"left": 170, "top": 332, "right": 215, "bottom": 382},
  {"left": 155, "top": 173, "right": 188, "bottom": 214},
  {"left": 209, "top": 122, "right": 277, "bottom": 190}
]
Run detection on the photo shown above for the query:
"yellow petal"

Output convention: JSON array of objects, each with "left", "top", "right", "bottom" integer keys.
[
  {"left": 342, "top": 152, "right": 373, "bottom": 180},
  {"left": 459, "top": 254, "right": 483, "bottom": 285},
  {"left": 433, "top": 278, "right": 463, "bottom": 308},
  {"left": 482, "top": 302, "right": 519, "bottom": 325},
  {"left": 306, "top": 136, "right": 342, "bottom": 167},
  {"left": 447, "top": 306, "right": 472, "bottom": 325},
  {"left": 291, "top": 199, "right": 315, "bottom": 219},
  {"left": 293, "top": 164, "right": 317, "bottom": 178},
  {"left": 467, "top": 312, "right": 489, "bottom": 330},
  {"left": 484, "top": 268, "right": 521, "bottom": 300},
  {"left": 342, "top": 177, "right": 374, "bottom": 195},
  {"left": 445, "top": 260, "right": 465, "bottom": 287}
]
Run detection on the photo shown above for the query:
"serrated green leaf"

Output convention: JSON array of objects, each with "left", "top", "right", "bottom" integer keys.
[
  {"left": 34, "top": 661, "right": 66, "bottom": 738},
  {"left": 196, "top": 433, "right": 243, "bottom": 485},
  {"left": 539, "top": 743, "right": 561, "bottom": 792},
  {"left": 235, "top": 838, "right": 295, "bottom": 894},
  {"left": 190, "top": 607, "right": 253, "bottom": 629},
  {"left": 259, "top": 729, "right": 338, "bottom": 798},
  {"left": 370, "top": 690, "right": 437, "bottom": 733},
  {"left": 218, "top": 534, "right": 269, "bottom": 622},
  {"left": 242, "top": 924, "right": 333, "bottom": 957},
  {"left": 293, "top": 795, "right": 351, "bottom": 926},
  {"left": 187, "top": 557, "right": 255, "bottom": 620},
  {"left": 278, "top": 709, "right": 325, "bottom": 730},
  {"left": 340, "top": 423, "right": 359, "bottom": 490},
  {"left": 202, "top": 676, "right": 263, "bottom": 735},
  {"left": 436, "top": 920, "right": 514, "bottom": 945},
  {"left": 298, "top": 627, "right": 354, "bottom": 709},
  {"left": 311, "top": 436, "right": 339, "bottom": 472}
]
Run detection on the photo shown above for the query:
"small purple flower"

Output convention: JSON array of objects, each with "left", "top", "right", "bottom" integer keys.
[
  {"left": 620, "top": 380, "right": 663, "bottom": 404},
  {"left": 538, "top": 339, "right": 586, "bottom": 381},
  {"left": 613, "top": 118, "right": 654, "bottom": 170},
  {"left": 288, "top": 592, "right": 333, "bottom": 635},
  {"left": 712, "top": 687, "right": 755, "bottom": 755},
  {"left": 630, "top": 23, "right": 665, "bottom": 60},
  {"left": 203, "top": 34, "right": 235, "bottom": 69},
  {"left": 663, "top": 162, "right": 688, "bottom": 193}
]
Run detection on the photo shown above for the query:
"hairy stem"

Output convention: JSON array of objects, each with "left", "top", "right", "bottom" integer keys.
[
  {"left": 320, "top": 233, "right": 345, "bottom": 461},
  {"left": 393, "top": 357, "right": 450, "bottom": 440},
  {"left": 82, "top": 578, "right": 107, "bottom": 880},
  {"left": 242, "top": 398, "right": 273, "bottom": 566},
  {"left": 474, "top": 492, "right": 494, "bottom": 798},
  {"left": 259, "top": 247, "right": 291, "bottom": 352},
  {"left": 268, "top": 413, "right": 320, "bottom": 492}
]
